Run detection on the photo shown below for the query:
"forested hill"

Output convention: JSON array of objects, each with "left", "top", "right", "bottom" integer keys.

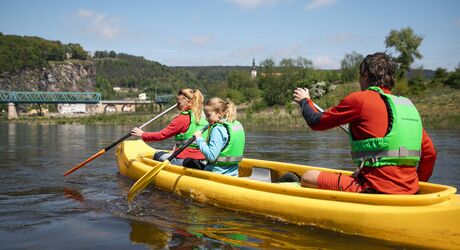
[
  {"left": 0, "top": 34, "right": 211, "bottom": 98},
  {"left": 0, "top": 32, "right": 254, "bottom": 98},
  {"left": 3, "top": 33, "right": 458, "bottom": 108},
  {"left": 93, "top": 55, "right": 238, "bottom": 99},
  {"left": 0, "top": 33, "right": 88, "bottom": 73},
  {"left": 94, "top": 53, "right": 189, "bottom": 96}
]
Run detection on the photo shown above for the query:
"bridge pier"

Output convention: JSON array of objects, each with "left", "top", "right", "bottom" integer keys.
[{"left": 8, "top": 103, "right": 18, "bottom": 120}]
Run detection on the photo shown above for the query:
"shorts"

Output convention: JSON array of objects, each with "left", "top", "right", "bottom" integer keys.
[
  {"left": 153, "top": 151, "right": 184, "bottom": 166},
  {"left": 317, "top": 172, "right": 364, "bottom": 193}
]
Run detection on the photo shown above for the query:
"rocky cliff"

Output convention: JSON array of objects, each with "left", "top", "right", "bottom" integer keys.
[{"left": 0, "top": 60, "right": 96, "bottom": 92}]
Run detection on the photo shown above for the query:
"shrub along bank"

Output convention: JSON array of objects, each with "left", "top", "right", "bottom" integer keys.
[{"left": 2, "top": 83, "right": 459, "bottom": 129}]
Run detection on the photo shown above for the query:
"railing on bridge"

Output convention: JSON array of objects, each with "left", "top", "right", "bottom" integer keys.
[
  {"left": 0, "top": 91, "right": 101, "bottom": 104},
  {"left": 0, "top": 91, "right": 175, "bottom": 104},
  {"left": 155, "top": 94, "right": 174, "bottom": 104}
]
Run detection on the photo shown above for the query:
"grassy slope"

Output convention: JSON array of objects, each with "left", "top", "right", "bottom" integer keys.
[
  {"left": 412, "top": 86, "right": 460, "bottom": 129},
  {"left": 239, "top": 83, "right": 460, "bottom": 129}
]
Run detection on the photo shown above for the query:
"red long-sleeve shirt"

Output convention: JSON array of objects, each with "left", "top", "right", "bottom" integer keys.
[
  {"left": 141, "top": 113, "right": 205, "bottom": 160},
  {"left": 300, "top": 88, "right": 437, "bottom": 194}
]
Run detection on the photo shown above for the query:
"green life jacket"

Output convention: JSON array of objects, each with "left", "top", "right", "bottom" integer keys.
[
  {"left": 350, "top": 86, "right": 422, "bottom": 167},
  {"left": 175, "top": 110, "right": 209, "bottom": 149},
  {"left": 209, "top": 120, "right": 245, "bottom": 166}
]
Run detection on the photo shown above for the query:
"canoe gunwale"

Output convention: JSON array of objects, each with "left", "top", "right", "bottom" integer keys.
[{"left": 137, "top": 155, "right": 457, "bottom": 207}]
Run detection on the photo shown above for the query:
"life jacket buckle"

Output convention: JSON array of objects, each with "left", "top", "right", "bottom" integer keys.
[{"left": 369, "top": 157, "right": 378, "bottom": 164}]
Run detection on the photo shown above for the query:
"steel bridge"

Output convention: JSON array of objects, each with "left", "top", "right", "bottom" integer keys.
[
  {"left": 1, "top": 91, "right": 175, "bottom": 119},
  {"left": 0, "top": 91, "right": 101, "bottom": 104},
  {"left": 0, "top": 91, "right": 174, "bottom": 104}
]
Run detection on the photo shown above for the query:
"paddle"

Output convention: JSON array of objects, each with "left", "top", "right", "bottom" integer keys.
[
  {"left": 311, "top": 102, "right": 366, "bottom": 176},
  {"left": 311, "top": 102, "right": 349, "bottom": 134},
  {"left": 127, "top": 124, "right": 209, "bottom": 203},
  {"left": 63, "top": 103, "right": 178, "bottom": 177}
]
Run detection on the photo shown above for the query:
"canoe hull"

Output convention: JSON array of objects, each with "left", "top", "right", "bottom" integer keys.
[{"left": 116, "top": 140, "right": 460, "bottom": 249}]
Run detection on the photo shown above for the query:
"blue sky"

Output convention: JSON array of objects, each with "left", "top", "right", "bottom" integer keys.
[{"left": 1, "top": 0, "right": 459, "bottom": 70}]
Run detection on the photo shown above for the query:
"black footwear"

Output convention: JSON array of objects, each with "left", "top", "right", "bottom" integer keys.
[{"left": 277, "top": 172, "right": 301, "bottom": 183}]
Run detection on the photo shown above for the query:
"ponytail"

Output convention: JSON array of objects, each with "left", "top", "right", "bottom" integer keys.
[
  {"left": 205, "top": 97, "right": 238, "bottom": 122},
  {"left": 225, "top": 100, "right": 237, "bottom": 122},
  {"left": 178, "top": 88, "right": 204, "bottom": 123},
  {"left": 190, "top": 90, "right": 204, "bottom": 122}
]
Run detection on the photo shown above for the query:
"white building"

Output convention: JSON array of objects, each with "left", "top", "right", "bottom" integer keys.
[
  {"left": 251, "top": 58, "right": 257, "bottom": 79},
  {"left": 138, "top": 93, "right": 147, "bottom": 100},
  {"left": 58, "top": 104, "right": 87, "bottom": 114}
]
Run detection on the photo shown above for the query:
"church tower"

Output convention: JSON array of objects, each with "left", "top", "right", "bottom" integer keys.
[{"left": 251, "top": 58, "right": 257, "bottom": 79}]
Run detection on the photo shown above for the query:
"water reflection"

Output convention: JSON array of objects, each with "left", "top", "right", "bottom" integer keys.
[{"left": 0, "top": 123, "right": 458, "bottom": 249}]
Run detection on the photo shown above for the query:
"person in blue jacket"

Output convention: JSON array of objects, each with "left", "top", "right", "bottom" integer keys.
[{"left": 183, "top": 97, "right": 245, "bottom": 176}]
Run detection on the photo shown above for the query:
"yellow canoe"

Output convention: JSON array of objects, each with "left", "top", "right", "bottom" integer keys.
[{"left": 116, "top": 140, "right": 460, "bottom": 249}]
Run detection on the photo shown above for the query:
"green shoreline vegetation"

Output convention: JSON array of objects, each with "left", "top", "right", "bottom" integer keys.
[
  {"left": 2, "top": 83, "right": 459, "bottom": 129},
  {"left": 2, "top": 30, "right": 459, "bottom": 129}
]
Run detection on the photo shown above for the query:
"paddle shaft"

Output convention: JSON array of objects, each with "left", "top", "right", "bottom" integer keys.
[
  {"left": 311, "top": 102, "right": 349, "bottom": 134},
  {"left": 167, "top": 134, "right": 200, "bottom": 161},
  {"left": 104, "top": 103, "right": 178, "bottom": 152},
  {"left": 127, "top": 124, "right": 209, "bottom": 202},
  {"left": 63, "top": 103, "right": 178, "bottom": 176}
]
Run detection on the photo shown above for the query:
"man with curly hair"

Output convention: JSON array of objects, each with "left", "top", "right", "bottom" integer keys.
[{"left": 294, "top": 52, "right": 436, "bottom": 194}]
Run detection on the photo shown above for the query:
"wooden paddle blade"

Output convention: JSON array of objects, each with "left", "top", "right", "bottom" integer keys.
[
  {"left": 127, "top": 160, "right": 170, "bottom": 203},
  {"left": 63, "top": 149, "right": 106, "bottom": 176}
]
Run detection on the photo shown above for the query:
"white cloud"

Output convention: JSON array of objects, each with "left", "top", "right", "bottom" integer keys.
[
  {"left": 313, "top": 55, "right": 339, "bottom": 69},
  {"left": 191, "top": 35, "right": 214, "bottom": 46},
  {"left": 227, "top": 0, "right": 285, "bottom": 9},
  {"left": 76, "top": 9, "right": 121, "bottom": 39},
  {"left": 305, "top": 0, "right": 337, "bottom": 11}
]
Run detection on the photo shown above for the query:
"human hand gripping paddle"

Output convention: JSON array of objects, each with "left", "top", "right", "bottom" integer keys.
[
  {"left": 127, "top": 125, "right": 209, "bottom": 203},
  {"left": 294, "top": 87, "right": 361, "bottom": 176},
  {"left": 63, "top": 104, "right": 178, "bottom": 177},
  {"left": 294, "top": 87, "right": 349, "bottom": 134}
]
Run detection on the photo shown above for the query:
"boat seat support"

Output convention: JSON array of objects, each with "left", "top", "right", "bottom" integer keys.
[{"left": 243, "top": 167, "right": 274, "bottom": 183}]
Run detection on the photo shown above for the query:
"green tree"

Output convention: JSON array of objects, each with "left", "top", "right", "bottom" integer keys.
[
  {"left": 295, "top": 56, "right": 313, "bottom": 68},
  {"left": 445, "top": 66, "right": 460, "bottom": 89},
  {"left": 433, "top": 67, "right": 448, "bottom": 84},
  {"left": 408, "top": 67, "right": 426, "bottom": 94},
  {"left": 340, "top": 51, "right": 364, "bottom": 83},
  {"left": 67, "top": 43, "right": 88, "bottom": 59},
  {"left": 385, "top": 27, "right": 423, "bottom": 79},
  {"left": 109, "top": 50, "right": 117, "bottom": 58},
  {"left": 227, "top": 70, "right": 260, "bottom": 103},
  {"left": 95, "top": 76, "right": 115, "bottom": 99}
]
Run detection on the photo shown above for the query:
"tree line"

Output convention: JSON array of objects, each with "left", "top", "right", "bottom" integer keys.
[
  {"left": 0, "top": 33, "right": 88, "bottom": 73},
  {"left": 1, "top": 28, "right": 459, "bottom": 108}
]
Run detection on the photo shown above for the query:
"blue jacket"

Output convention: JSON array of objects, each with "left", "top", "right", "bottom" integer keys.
[{"left": 196, "top": 125, "right": 239, "bottom": 176}]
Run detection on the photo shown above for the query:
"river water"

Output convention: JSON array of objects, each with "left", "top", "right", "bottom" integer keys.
[{"left": 0, "top": 123, "right": 459, "bottom": 249}]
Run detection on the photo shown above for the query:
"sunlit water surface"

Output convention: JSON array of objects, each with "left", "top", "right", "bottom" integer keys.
[{"left": 1, "top": 123, "right": 458, "bottom": 249}]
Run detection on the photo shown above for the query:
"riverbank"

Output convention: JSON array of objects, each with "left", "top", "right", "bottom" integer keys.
[{"left": 2, "top": 84, "right": 459, "bottom": 129}]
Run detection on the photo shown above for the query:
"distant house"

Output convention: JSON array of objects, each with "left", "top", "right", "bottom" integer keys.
[
  {"left": 251, "top": 58, "right": 257, "bottom": 79},
  {"left": 58, "top": 104, "right": 87, "bottom": 114},
  {"left": 113, "top": 87, "right": 121, "bottom": 92},
  {"left": 138, "top": 93, "right": 147, "bottom": 100}
]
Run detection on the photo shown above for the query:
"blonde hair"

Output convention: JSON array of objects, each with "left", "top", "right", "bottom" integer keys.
[
  {"left": 177, "top": 88, "right": 204, "bottom": 122},
  {"left": 205, "top": 97, "right": 237, "bottom": 122}
]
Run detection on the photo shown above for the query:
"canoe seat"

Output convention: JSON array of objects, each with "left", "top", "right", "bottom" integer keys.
[{"left": 243, "top": 167, "right": 273, "bottom": 183}]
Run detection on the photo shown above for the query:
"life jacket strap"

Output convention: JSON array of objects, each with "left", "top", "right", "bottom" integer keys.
[
  {"left": 215, "top": 156, "right": 243, "bottom": 163},
  {"left": 175, "top": 139, "right": 198, "bottom": 149},
  {"left": 351, "top": 146, "right": 420, "bottom": 159}
]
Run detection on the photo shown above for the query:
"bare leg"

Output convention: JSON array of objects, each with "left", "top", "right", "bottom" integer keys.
[{"left": 301, "top": 170, "right": 321, "bottom": 188}]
